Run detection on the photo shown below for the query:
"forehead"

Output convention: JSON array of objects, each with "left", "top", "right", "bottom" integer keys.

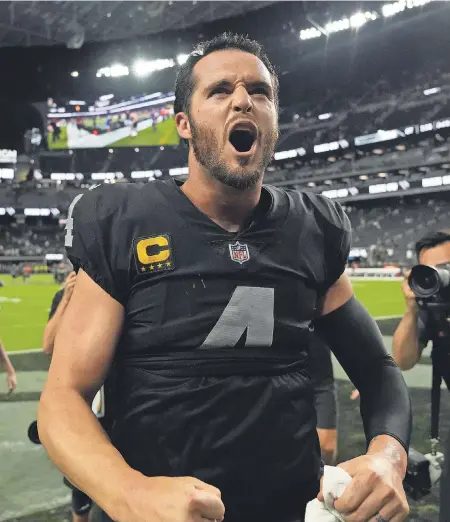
[
  {"left": 192, "top": 49, "right": 273, "bottom": 89},
  {"left": 420, "top": 241, "right": 450, "bottom": 265}
]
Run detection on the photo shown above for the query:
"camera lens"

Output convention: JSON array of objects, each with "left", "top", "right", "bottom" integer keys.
[{"left": 409, "top": 265, "right": 440, "bottom": 298}]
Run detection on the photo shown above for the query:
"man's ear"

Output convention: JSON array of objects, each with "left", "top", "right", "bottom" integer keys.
[{"left": 175, "top": 112, "right": 192, "bottom": 140}]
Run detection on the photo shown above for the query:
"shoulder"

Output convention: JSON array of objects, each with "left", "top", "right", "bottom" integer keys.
[
  {"left": 69, "top": 181, "right": 168, "bottom": 225},
  {"left": 71, "top": 183, "right": 136, "bottom": 219},
  {"left": 265, "top": 185, "right": 350, "bottom": 233}
]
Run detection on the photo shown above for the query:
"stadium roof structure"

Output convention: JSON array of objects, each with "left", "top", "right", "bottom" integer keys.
[{"left": 0, "top": 1, "right": 275, "bottom": 48}]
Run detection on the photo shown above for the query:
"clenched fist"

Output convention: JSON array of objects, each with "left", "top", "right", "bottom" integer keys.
[{"left": 115, "top": 475, "right": 225, "bottom": 522}]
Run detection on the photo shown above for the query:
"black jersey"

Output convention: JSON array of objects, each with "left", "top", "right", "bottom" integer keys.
[{"left": 66, "top": 179, "right": 351, "bottom": 522}]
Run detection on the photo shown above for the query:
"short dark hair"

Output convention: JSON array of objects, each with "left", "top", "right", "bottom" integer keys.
[
  {"left": 174, "top": 32, "right": 279, "bottom": 117},
  {"left": 415, "top": 229, "right": 450, "bottom": 259}
]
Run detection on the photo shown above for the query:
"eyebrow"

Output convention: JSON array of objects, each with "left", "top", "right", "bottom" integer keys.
[{"left": 205, "top": 79, "right": 273, "bottom": 95}]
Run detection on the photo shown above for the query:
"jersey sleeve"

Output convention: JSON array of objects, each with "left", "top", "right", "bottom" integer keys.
[
  {"left": 310, "top": 195, "right": 352, "bottom": 291},
  {"left": 64, "top": 185, "right": 130, "bottom": 305},
  {"left": 48, "top": 289, "right": 63, "bottom": 320}
]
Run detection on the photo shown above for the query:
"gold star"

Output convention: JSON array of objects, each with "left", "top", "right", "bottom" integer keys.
[
  {"left": 149, "top": 265, "right": 155, "bottom": 270},
  {"left": 157, "top": 263, "right": 163, "bottom": 269},
  {"left": 166, "top": 261, "right": 172, "bottom": 267},
  {"left": 140, "top": 266, "right": 146, "bottom": 272}
]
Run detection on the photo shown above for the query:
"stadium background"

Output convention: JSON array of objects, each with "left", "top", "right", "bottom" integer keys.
[{"left": 1, "top": 1, "right": 450, "bottom": 520}]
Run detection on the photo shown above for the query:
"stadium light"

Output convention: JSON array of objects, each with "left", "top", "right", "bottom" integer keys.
[
  {"left": 298, "top": 0, "right": 431, "bottom": 42},
  {"left": 133, "top": 58, "right": 175, "bottom": 77},
  {"left": 382, "top": 0, "right": 432, "bottom": 18},
  {"left": 96, "top": 64, "right": 129, "bottom": 78},
  {"left": 99, "top": 94, "right": 114, "bottom": 101},
  {"left": 169, "top": 167, "right": 189, "bottom": 176},
  {"left": 318, "top": 113, "right": 332, "bottom": 120},
  {"left": 71, "top": 71, "right": 79, "bottom": 77},
  {"left": 0, "top": 168, "right": 14, "bottom": 179},
  {"left": 300, "top": 27, "right": 322, "bottom": 40},
  {"left": 350, "top": 12, "right": 368, "bottom": 28},
  {"left": 177, "top": 54, "right": 190, "bottom": 65},
  {"left": 423, "top": 87, "right": 441, "bottom": 96},
  {"left": 325, "top": 18, "right": 351, "bottom": 34}
]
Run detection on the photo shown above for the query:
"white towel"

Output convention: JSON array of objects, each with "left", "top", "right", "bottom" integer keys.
[{"left": 305, "top": 465, "right": 352, "bottom": 522}]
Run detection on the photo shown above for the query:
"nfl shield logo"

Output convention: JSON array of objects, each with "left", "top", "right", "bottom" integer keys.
[{"left": 229, "top": 241, "right": 250, "bottom": 264}]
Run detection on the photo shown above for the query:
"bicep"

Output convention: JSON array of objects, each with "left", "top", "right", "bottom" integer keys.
[
  {"left": 318, "top": 272, "right": 354, "bottom": 317},
  {"left": 45, "top": 269, "right": 124, "bottom": 403}
]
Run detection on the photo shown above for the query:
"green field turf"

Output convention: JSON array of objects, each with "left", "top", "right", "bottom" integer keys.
[
  {"left": 0, "top": 275, "right": 406, "bottom": 353},
  {"left": 0, "top": 275, "right": 60, "bottom": 352},
  {"left": 352, "top": 279, "right": 405, "bottom": 317},
  {"left": 48, "top": 126, "right": 68, "bottom": 150},
  {"left": 110, "top": 118, "right": 179, "bottom": 147}
]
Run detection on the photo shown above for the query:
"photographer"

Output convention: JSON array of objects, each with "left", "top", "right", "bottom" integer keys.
[
  {"left": 393, "top": 229, "right": 450, "bottom": 522},
  {"left": 310, "top": 336, "right": 338, "bottom": 465}
]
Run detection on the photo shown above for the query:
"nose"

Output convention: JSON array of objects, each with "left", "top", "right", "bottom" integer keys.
[{"left": 231, "top": 86, "right": 253, "bottom": 113}]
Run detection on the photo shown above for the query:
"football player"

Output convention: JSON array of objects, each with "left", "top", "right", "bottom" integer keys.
[{"left": 39, "top": 33, "right": 411, "bottom": 522}]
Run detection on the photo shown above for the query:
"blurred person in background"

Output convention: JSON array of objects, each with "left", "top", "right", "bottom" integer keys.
[
  {"left": 0, "top": 339, "right": 17, "bottom": 394},
  {"left": 310, "top": 337, "right": 339, "bottom": 465},
  {"left": 393, "top": 230, "right": 450, "bottom": 522},
  {"left": 43, "top": 271, "right": 77, "bottom": 356},
  {"left": 39, "top": 33, "right": 411, "bottom": 522}
]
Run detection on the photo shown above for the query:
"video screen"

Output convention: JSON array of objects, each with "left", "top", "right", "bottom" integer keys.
[{"left": 46, "top": 92, "right": 179, "bottom": 149}]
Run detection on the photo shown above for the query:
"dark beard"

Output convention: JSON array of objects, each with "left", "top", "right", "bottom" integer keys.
[{"left": 190, "top": 119, "right": 277, "bottom": 191}]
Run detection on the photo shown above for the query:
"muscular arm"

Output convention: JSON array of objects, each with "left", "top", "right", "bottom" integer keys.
[
  {"left": 392, "top": 303, "right": 422, "bottom": 371},
  {"left": 38, "top": 269, "right": 141, "bottom": 520},
  {"left": 314, "top": 274, "right": 411, "bottom": 476}
]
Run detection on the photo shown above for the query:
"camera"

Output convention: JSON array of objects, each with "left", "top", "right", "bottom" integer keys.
[
  {"left": 409, "top": 263, "right": 450, "bottom": 304},
  {"left": 28, "top": 420, "right": 41, "bottom": 445},
  {"left": 404, "top": 445, "right": 444, "bottom": 500}
]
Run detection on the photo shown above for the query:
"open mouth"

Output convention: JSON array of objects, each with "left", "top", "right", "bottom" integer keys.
[{"left": 228, "top": 123, "right": 258, "bottom": 153}]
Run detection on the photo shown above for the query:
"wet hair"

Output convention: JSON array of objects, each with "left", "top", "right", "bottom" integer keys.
[
  {"left": 174, "top": 32, "right": 279, "bottom": 118},
  {"left": 415, "top": 229, "right": 450, "bottom": 260}
]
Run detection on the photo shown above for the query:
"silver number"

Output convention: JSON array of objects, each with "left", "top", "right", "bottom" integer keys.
[
  {"left": 64, "top": 194, "right": 84, "bottom": 248},
  {"left": 200, "top": 286, "right": 274, "bottom": 349}
]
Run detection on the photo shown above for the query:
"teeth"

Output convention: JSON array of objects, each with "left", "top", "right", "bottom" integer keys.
[{"left": 231, "top": 123, "right": 256, "bottom": 135}]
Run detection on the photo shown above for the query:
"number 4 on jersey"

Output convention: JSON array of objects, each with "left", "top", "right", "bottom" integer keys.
[
  {"left": 64, "top": 194, "right": 84, "bottom": 248},
  {"left": 200, "top": 286, "right": 274, "bottom": 349}
]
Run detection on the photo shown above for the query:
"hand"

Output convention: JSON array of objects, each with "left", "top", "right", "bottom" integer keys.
[
  {"left": 350, "top": 389, "right": 360, "bottom": 400},
  {"left": 63, "top": 271, "right": 77, "bottom": 302},
  {"left": 7, "top": 370, "right": 17, "bottom": 394},
  {"left": 318, "top": 454, "right": 409, "bottom": 522},
  {"left": 118, "top": 475, "right": 225, "bottom": 522},
  {"left": 401, "top": 270, "right": 416, "bottom": 306}
]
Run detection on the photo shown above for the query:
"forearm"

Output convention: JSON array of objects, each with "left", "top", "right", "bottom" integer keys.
[
  {"left": 38, "top": 387, "right": 141, "bottom": 520},
  {"left": 392, "top": 305, "right": 421, "bottom": 370},
  {"left": 43, "top": 301, "right": 68, "bottom": 355},
  {"left": 0, "top": 342, "right": 15, "bottom": 373},
  {"left": 314, "top": 296, "right": 412, "bottom": 453}
]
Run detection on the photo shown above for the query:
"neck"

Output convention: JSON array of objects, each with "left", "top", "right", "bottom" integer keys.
[{"left": 181, "top": 155, "right": 263, "bottom": 233}]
